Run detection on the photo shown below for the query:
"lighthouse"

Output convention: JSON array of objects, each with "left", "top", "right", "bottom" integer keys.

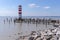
[{"left": 18, "top": 5, "right": 22, "bottom": 19}]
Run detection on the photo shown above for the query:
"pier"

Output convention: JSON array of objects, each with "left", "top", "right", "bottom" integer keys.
[{"left": 14, "top": 18, "right": 60, "bottom": 26}]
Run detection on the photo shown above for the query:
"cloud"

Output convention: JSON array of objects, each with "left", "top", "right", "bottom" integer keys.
[
  {"left": 28, "top": 3, "right": 40, "bottom": 8},
  {"left": 43, "top": 6, "right": 50, "bottom": 9}
]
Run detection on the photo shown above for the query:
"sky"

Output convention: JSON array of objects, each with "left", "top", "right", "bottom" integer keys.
[{"left": 0, "top": 0, "right": 60, "bottom": 16}]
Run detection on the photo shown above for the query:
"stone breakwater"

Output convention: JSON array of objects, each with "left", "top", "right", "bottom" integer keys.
[
  {"left": 16, "top": 26, "right": 60, "bottom": 40},
  {"left": 14, "top": 18, "right": 60, "bottom": 25}
]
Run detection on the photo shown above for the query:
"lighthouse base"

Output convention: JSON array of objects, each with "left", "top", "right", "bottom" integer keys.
[{"left": 14, "top": 18, "right": 23, "bottom": 23}]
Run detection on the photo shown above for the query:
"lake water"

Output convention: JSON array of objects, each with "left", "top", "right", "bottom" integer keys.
[{"left": 0, "top": 16, "right": 59, "bottom": 40}]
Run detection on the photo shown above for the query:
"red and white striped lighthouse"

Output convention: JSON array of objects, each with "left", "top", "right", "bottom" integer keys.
[{"left": 18, "top": 5, "right": 22, "bottom": 19}]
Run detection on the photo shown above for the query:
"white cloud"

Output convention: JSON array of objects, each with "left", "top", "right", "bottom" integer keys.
[
  {"left": 29, "top": 3, "right": 40, "bottom": 8},
  {"left": 43, "top": 6, "right": 50, "bottom": 9}
]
